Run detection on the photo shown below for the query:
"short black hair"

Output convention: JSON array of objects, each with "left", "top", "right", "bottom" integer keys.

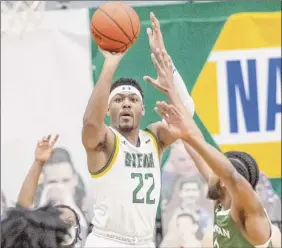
[
  {"left": 110, "top": 78, "right": 144, "bottom": 99},
  {"left": 1, "top": 205, "right": 69, "bottom": 248},
  {"left": 225, "top": 151, "right": 260, "bottom": 189}
]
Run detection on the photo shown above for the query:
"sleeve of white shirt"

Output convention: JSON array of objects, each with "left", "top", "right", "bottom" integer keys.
[{"left": 172, "top": 63, "right": 195, "bottom": 116}]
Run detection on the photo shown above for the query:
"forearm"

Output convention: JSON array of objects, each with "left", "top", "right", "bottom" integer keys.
[
  {"left": 83, "top": 59, "right": 119, "bottom": 126},
  {"left": 172, "top": 63, "right": 195, "bottom": 115},
  {"left": 17, "top": 160, "right": 44, "bottom": 208},
  {"left": 184, "top": 135, "right": 236, "bottom": 181},
  {"left": 182, "top": 141, "right": 212, "bottom": 182}
]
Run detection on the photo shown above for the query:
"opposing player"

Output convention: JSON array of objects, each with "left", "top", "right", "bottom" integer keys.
[
  {"left": 17, "top": 135, "right": 81, "bottom": 248},
  {"left": 150, "top": 94, "right": 274, "bottom": 248},
  {"left": 1, "top": 204, "right": 70, "bottom": 248},
  {"left": 83, "top": 13, "right": 194, "bottom": 247}
]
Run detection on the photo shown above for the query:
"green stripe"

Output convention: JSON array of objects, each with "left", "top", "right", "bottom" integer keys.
[
  {"left": 91, "top": 132, "right": 117, "bottom": 176},
  {"left": 144, "top": 128, "right": 161, "bottom": 154},
  {"left": 270, "top": 178, "right": 281, "bottom": 197}
]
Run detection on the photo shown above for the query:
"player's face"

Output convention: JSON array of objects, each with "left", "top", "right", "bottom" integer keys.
[
  {"left": 109, "top": 92, "right": 144, "bottom": 132},
  {"left": 58, "top": 207, "right": 77, "bottom": 228},
  {"left": 44, "top": 162, "right": 77, "bottom": 194},
  {"left": 58, "top": 207, "right": 78, "bottom": 248},
  {"left": 179, "top": 182, "right": 201, "bottom": 205},
  {"left": 207, "top": 174, "right": 222, "bottom": 200}
]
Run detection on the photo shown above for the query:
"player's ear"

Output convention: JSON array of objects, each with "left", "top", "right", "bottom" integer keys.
[{"left": 141, "top": 104, "right": 145, "bottom": 116}]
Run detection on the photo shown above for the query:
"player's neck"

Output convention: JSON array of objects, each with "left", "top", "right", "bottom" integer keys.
[{"left": 118, "top": 128, "right": 140, "bottom": 146}]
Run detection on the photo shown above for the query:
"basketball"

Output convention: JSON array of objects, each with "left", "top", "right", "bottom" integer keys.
[{"left": 90, "top": 2, "right": 141, "bottom": 52}]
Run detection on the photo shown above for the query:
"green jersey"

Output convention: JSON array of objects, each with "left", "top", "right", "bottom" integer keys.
[{"left": 213, "top": 204, "right": 272, "bottom": 248}]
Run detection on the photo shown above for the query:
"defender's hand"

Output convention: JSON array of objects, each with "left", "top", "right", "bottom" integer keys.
[
  {"left": 155, "top": 101, "right": 199, "bottom": 140},
  {"left": 143, "top": 49, "right": 173, "bottom": 94},
  {"left": 147, "top": 12, "right": 166, "bottom": 54},
  {"left": 35, "top": 135, "right": 59, "bottom": 164}
]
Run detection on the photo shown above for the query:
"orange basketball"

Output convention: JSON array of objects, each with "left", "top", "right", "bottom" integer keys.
[{"left": 90, "top": 2, "right": 141, "bottom": 52}]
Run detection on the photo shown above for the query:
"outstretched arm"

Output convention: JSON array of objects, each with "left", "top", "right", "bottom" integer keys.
[
  {"left": 82, "top": 49, "right": 126, "bottom": 151},
  {"left": 145, "top": 13, "right": 195, "bottom": 151},
  {"left": 17, "top": 135, "right": 59, "bottom": 208},
  {"left": 155, "top": 102, "right": 271, "bottom": 244}
]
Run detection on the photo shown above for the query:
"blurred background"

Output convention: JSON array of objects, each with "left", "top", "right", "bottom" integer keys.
[{"left": 1, "top": 1, "right": 281, "bottom": 247}]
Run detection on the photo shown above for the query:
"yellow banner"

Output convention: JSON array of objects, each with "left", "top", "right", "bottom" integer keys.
[{"left": 192, "top": 12, "right": 281, "bottom": 178}]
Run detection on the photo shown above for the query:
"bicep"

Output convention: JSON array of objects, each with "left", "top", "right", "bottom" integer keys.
[
  {"left": 82, "top": 123, "right": 108, "bottom": 150},
  {"left": 227, "top": 172, "right": 263, "bottom": 214},
  {"left": 85, "top": 128, "right": 116, "bottom": 174}
]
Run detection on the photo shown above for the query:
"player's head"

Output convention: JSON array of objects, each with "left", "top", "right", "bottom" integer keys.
[
  {"left": 176, "top": 213, "right": 199, "bottom": 237},
  {"left": 43, "top": 148, "right": 78, "bottom": 193},
  {"left": 1, "top": 205, "right": 72, "bottom": 248},
  {"left": 179, "top": 178, "right": 202, "bottom": 205},
  {"left": 55, "top": 204, "right": 81, "bottom": 247},
  {"left": 108, "top": 78, "right": 145, "bottom": 132},
  {"left": 207, "top": 151, "right": 260, "bottom": 200}
]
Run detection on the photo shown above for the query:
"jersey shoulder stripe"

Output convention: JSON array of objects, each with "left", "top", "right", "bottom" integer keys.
[
  {"left": 91, "top": 132, "right": 120, "bottom": 178},
  {"left": 144, "top": 128, "right": 161, "bottom": 159}
]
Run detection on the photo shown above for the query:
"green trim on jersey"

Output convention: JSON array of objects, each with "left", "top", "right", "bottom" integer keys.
[
  {"left": 144, "top": 128, "right": 161, "bottom": 160},
  {"left": 213, "top": 204, "right": 273, "bottom": 248},
  {"left": 91, "top": 133, "right": 119, "bottom": 178}
]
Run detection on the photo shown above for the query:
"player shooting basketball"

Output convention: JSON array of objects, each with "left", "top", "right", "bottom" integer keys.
[{"left": 83, "top": 12, "right": 194, "bottom": 248}]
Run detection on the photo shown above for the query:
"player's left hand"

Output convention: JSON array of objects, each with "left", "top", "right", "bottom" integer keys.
[
  {"left": 147, "top": 12, "right": 166, "bottom": 54},
  {"left": 155, "top": 101, "right": 199, "bottom": 140},
  {"left": 143, "top": 48, "right": 173, "bottom": 94},
  {"left": 35, "top": 134, "right": 59, "bottom": 164}
]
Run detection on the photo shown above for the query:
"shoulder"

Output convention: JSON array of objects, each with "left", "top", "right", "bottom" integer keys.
[
  {"left": 144, "top": 124, "right": 162, "bottom": 157},
  {"left": 146, "top": 121, "right": 168, "bottom": 148}
]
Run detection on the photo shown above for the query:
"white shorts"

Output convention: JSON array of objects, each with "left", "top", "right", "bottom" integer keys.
[{"left": 85, "top": 233, "right": 155, "bottom": 248}]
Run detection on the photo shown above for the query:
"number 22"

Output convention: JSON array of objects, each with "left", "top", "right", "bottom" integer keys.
[{"left": 131, "top": 173, "right": 155, "bottom": 204}]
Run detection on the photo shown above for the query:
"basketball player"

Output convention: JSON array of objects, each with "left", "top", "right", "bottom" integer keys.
[
  {"left": 17, "top": 135, "right": 81, "bottom": 248},
  {"left": 83, "top": 13, "right": 194, "bottom": 247},
  {"left": 151, "top": 97, "right": 275, "bottom": 248},
  {"left": 1, "top": 204, "right": 70, "bottom": 248}
]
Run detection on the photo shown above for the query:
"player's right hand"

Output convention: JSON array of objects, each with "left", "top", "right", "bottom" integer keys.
[
  {"left": 99, "top": 47, "right": 128, "bottom": 65},
  {"left": 35, "top": 134, "right": 59, "bottom": 164}
]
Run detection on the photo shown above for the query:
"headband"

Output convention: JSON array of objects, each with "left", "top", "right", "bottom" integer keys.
[{"left": 108, "top": 85, "right": 143, "bottom": 104}]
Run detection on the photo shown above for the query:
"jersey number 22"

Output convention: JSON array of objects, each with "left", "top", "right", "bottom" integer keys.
[{"left": 131, "top": 173, "right": 155, "bottom": 204}]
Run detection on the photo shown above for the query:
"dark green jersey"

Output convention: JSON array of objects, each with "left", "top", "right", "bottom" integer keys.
[{"left": 213, "top": 204, "right": 272, "bottom": 248}]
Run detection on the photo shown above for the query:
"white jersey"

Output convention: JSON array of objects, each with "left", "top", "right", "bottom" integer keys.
[{"left": 90, "top": 127, "right": 161, "bottom": 240}]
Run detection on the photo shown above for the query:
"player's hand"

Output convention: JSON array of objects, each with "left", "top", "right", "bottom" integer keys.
[
  {"left": 143, "top": 48, "right": 173, "bottom": 94},
  {"left": 35, "top": 134, "right": 59, "bottom": 164},
  {"left": 155, "top": 101, "right": 199, "bottom": 140},
  {"left": 99, "top": 47, "right": 128, "bottom": 65},
  {"left": 147, "top": 12, "right": 166, "bottom": 54}
]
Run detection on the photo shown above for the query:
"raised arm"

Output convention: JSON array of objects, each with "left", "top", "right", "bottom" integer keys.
[
  {"left": 155, "top": 102, "right": 271, "bottom": 244},
  {"left": 82, "top": 49, "right": 126, "bottom": 151},
  {"left": 144, "top": 13, "right": 195, "bottom": 151},
  {"left": 17, "top": 135, "right": 59, "bottom": 208}
]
